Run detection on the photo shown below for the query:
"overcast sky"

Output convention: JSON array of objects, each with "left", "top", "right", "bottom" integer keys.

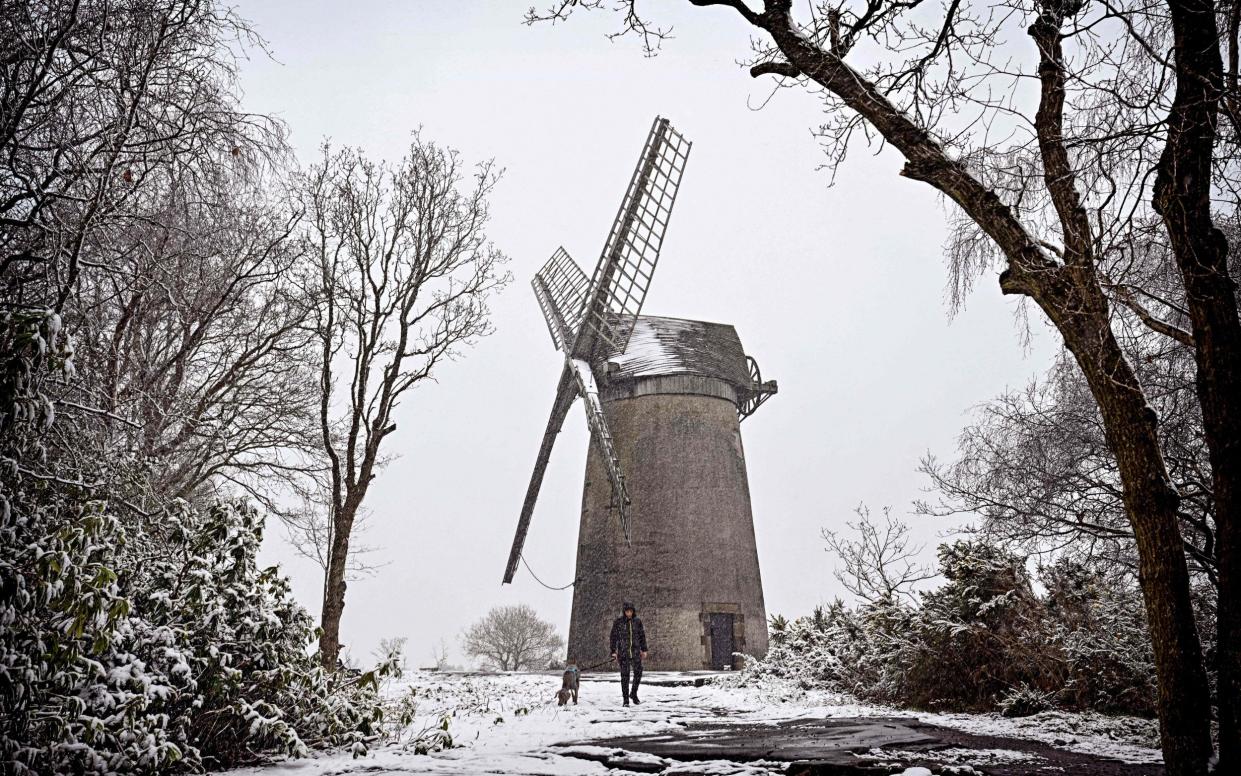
[{"left": 239, "top": 0, "right": 1057, "bottom": 668}]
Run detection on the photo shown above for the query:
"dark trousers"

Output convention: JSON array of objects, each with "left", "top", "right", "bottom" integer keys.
[{"left": 619, "top": 658, "right": 643, "bottom": 701}]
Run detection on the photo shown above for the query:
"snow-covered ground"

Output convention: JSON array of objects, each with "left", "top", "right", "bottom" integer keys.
[{"left": 228, "top": 671, "right": 1162, "bottom": 775}]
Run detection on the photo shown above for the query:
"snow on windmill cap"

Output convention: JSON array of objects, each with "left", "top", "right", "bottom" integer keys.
[{"left": 600, "top": 315, "right": 776, "bottom": 413}]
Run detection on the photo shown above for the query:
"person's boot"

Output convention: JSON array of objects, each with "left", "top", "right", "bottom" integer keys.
[{"left": 630, "top": 692, "right": 640, "bottom": 705}]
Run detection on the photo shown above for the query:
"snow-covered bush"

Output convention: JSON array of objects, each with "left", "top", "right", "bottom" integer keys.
[
  {"left": 746, "top": 540, "right": 1158, "bottom": 717},
  {"left": 998, "top": 684, "right": 1057, "bottom": 718},
  {"left": 892, "top": 541, "right": 1060, "bottom": 711},
  {"left": 1042, "top": 560, "right": 1157, "bottom": 715},
  {"left": 123, "top": 499, "right": 400, "bottom": 767},
  {"left": 385, "top": 688, "right": 455, "bottom": 755},
  {"left": 748, "top": 606, "right": 847, "bottom": 689},
  {"left": 0, "top": 323, "right": 398, "bottom": 772},
  {"left": 0, "top": 480, "right": 398, "bottom": 773}
]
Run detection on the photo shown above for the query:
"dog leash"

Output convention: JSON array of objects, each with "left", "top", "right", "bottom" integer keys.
[
  {"left": 580, "top": 658, "right": 614, "bottom": 671},
  {"left": 559, "top": 658, "right": 615, "bottom": 673}
]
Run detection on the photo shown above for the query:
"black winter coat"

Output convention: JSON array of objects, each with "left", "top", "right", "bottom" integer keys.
[{"left": 609, "top": 615, "right": 647, "bottom": 661}]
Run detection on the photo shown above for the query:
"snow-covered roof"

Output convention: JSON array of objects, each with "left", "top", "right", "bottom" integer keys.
[{"left": 598, "top": 314, "right": 751, "bottom": 388}]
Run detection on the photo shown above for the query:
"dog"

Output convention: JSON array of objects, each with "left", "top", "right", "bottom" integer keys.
[{"left": 557, "top": 660, "right": 580, "bottom": 706}]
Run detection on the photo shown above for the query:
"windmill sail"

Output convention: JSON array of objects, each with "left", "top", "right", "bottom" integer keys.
[
  {"left": 532, "top": 248, "right": 589, "bottom": 351},
  {"left": 569, "top": 358, "right": 631, "bottom": 540},
  {"left": 574, "top": 116, "right": 691, "bottom": 360},
  {"left": 503, "top": 364, "right": 578, "bottom": 584}
]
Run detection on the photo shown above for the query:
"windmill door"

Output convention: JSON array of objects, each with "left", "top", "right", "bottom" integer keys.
[{"left": 709, "top": 613, "right": 736, "bottom": 669}]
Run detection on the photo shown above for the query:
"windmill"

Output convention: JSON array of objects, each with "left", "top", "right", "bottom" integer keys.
[{"left": 503, "top": 117, "right": 779, "bottom": 671}]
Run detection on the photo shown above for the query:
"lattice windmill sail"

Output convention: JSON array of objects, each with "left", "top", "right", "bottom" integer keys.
[
  {"left": 503, "top": 117, "right": 778, "bottom": 673},
  {"left": 577, "top": 117, "right": 688, "bottom": 358}
]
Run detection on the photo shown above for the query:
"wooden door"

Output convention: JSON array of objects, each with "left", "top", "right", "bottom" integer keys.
[{"left": 709, "top": 612, "right": 735, "bottom": 669}]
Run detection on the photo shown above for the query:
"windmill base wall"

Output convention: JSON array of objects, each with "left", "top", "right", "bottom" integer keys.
[{"left": 567, "top": 387, "right": 768, "bottom": 672}]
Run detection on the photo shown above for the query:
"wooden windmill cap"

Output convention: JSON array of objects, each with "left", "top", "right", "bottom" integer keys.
[{"left": 597, "top": 315, "right": 773, "bottom": 408}]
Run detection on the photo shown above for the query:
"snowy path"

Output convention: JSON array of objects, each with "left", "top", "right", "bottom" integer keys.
[{"left": 229, "top": 672, "right": 1165, "bottom": 775}]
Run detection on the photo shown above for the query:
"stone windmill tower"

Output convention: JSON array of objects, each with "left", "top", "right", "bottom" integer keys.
[{"left": 501, "top": 118, "right": 778, "bottom": 671}]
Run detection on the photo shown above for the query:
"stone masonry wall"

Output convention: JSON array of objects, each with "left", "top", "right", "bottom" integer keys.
[{"left": 567, "top": 389, "right": 769, "bottom": 671}]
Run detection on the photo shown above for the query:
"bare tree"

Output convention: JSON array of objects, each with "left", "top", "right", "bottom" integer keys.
[
  {"left": 919, "top": 352, "right": 1219, "bottom": 590},
  {"left": 280, "top": 488, "right": 384, "bottom": 578},
  {"left": 462, "top": 604, "right": 564, "bottom": 672},
  {"left": 1, "top": 0, "right": 280, "bottom": 314},
  {"left": 527, "top": 2, "right": 1240, "bottom": 771},
  {"left": 373, "top": 636, "right": 408, "bottom": 677},
  {"left": 2, "top": 0, "right": 303, "bottom": 518},
  {"left": 1152, "top": 8, "right": 1241, "bottom": 763},
  {"left": 300, "top": 138, "right": 510, "bottom": 668},
  {"left": 824, "top": 505, "right": 934, "bottom": 606},
  {"left": 430, "top": 639, "right": 453, "bottom": 671},
  {"left": 920, "top": 218, "right": 1230, "bottom": 583},
  {"left": 59, "top": 164, "right": 320, "bottom": 513}
]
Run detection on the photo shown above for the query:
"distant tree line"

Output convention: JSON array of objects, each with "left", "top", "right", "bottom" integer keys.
[{"left": 0, "top": 0, "right": 506, "bottom": 771}]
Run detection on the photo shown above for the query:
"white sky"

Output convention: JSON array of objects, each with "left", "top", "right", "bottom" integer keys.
[{"left": 240, "top": 0, "right": 1056, "bottom": 668}]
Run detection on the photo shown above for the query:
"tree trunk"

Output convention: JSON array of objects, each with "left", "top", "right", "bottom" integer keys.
[
  {"left": 1021, "top": 278, "right": 1214, "bottom": 776},
  {"left": 1155, "top": 0, "right": 1241, "bottom": 766},
  {"left": 1209, "top": 379, "right": 1241, "bottom": 770},
  {"left": 318, "top": 502, "right": 357, "bottom": 668}
]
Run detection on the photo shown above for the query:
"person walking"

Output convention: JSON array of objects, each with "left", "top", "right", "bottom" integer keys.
[{"left": 609, "top": 601, "right": 647, "bottom": 706}]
